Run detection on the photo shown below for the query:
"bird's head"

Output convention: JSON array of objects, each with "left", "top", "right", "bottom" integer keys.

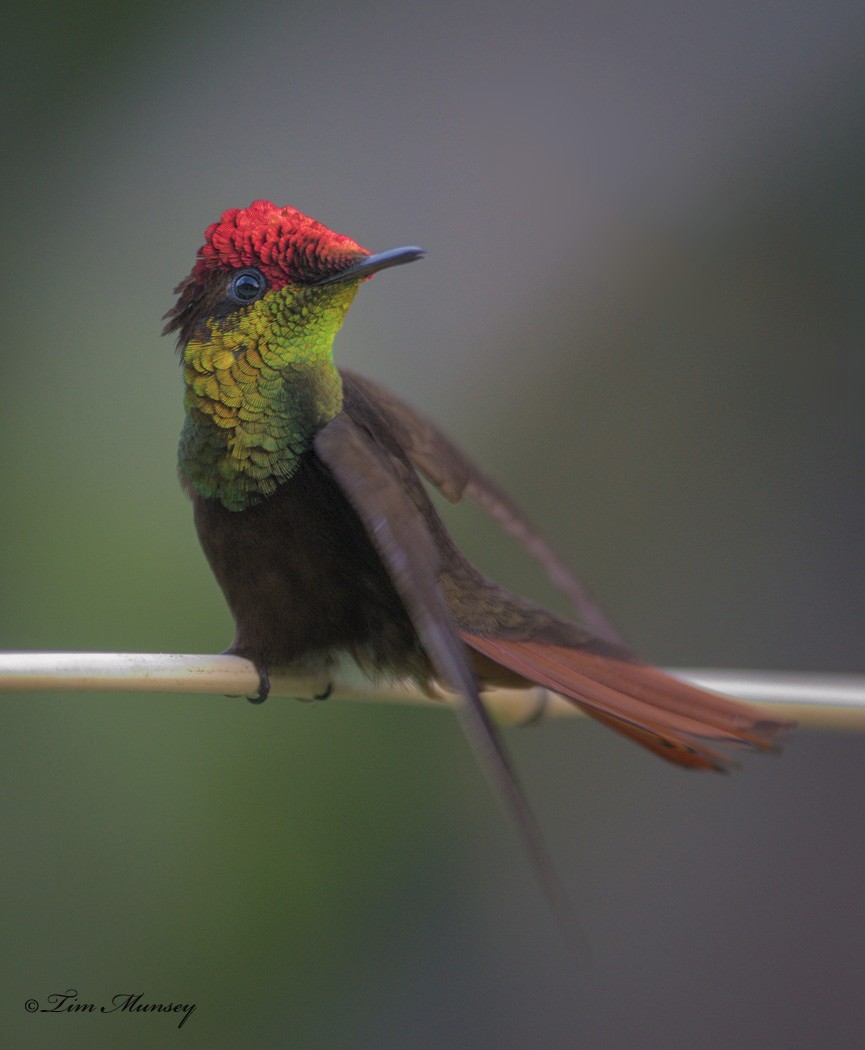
[
  {"left": 163, "top": 199, "right": 423, "bottom": 348},
  {"left": 166, "top": 201, "right": 423, "bottom": 509}
]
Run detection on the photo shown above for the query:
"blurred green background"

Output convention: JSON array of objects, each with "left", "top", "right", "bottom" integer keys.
[{"left": 2, "top": 1, "right": 864, "bottom": 1047}]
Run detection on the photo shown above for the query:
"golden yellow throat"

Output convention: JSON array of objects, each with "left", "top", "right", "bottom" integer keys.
[{"left": 178, "top": 283, "right": 359, "bottom": 510}]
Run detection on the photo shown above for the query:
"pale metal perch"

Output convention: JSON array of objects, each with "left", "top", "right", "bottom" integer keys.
[{"left": 1, "top": 651, "right": 863, "bottom": 729}]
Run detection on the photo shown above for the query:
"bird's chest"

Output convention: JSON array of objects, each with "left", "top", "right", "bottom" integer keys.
[{"left": 191, "top": 453, "right": 424, "bottom": 673}]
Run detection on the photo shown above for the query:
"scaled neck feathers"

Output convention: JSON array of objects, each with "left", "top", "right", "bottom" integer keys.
[{"left": 178, "top": 284, "right": 358, "bottom": 510}]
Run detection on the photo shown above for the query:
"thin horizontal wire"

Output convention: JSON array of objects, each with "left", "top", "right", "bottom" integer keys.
[
  {"left": 676, "top": 668, "right": 865, "bottom": 707},
  {"left": 0, "top": 651, "right": 863, "bottom": 729}
]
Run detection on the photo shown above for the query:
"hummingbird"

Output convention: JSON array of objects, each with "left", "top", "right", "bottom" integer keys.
[{"left": 164, "top": 200, "right": 789, "bottom": 916}]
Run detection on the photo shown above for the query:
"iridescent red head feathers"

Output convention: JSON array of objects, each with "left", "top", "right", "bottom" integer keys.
[
  {"left": 164, "top": 201, "right": 373, "bottom": 345},
  {"left": 194, "top": 200, "right": 369, "bottom": 288}
]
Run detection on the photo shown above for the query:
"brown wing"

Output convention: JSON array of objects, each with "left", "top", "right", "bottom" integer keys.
[
  {"left": 341, "top": 369, "right": 624, "bottom": 645},
  {"left": 337, "top": 372, "right": 792, "bottom": 772},
  {"left": 313, "top": 412, "right": 577, "bottom": 931}
]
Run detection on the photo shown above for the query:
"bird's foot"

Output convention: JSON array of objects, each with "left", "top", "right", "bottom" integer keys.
[
  {"left": 246, "top": 664, "right": 271, "bottom": 704},
  {"left": 226, "top": 650, "right": 332, "bottom": 704},
  {"left": 292, "top": 679, "right": 334, "bottom": 702},
  {"left": 220, "top": 648, "right": 270, "bottom": 703}
]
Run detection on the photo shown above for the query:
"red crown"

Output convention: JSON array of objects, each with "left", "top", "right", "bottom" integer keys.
[{"left": 194, "top": 200, "right": 368, "bottom": 287}]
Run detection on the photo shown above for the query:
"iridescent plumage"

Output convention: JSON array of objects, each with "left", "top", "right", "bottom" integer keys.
[{"left": 165, "top": 201, "right": 791, "bottom": 927}]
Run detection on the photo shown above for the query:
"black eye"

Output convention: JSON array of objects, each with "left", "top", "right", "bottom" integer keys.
[{"left": 229, "top": 268, "right": 267, "bottom": 304}]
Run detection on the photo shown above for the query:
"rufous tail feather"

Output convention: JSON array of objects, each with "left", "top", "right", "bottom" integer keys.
[{"left": 461, "top": 634, "right": 792, "bottom": 772}]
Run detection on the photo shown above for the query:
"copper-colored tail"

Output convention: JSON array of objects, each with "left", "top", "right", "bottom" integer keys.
[{"left": 461, "top": 634, "right": 792, "bottom": 771}]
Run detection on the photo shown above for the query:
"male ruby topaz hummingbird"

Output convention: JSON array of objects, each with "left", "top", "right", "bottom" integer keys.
[{"left": 165, "top": 200, "right": 790, "bottom": 914}]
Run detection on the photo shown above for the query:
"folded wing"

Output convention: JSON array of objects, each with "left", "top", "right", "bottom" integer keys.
[
  {"left": 314, "top": 411, "right": 577, "bottom": 925},
  {"left": 342, "top": 370, "right": 624, "bottom": 645}
]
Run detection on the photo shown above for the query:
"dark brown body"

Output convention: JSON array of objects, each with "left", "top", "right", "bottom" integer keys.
[
  {"left": 168, "top": 203, "right": 791, "bottom": 935},
  {"left": 193, "top": 447, "right": 428, "bottom": 676},
  {"left": 192, "top": 373, "right": 614, "bottom": 681},
  {"left": 189, "top": 369, "right": 788, "bottom": 774}
]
